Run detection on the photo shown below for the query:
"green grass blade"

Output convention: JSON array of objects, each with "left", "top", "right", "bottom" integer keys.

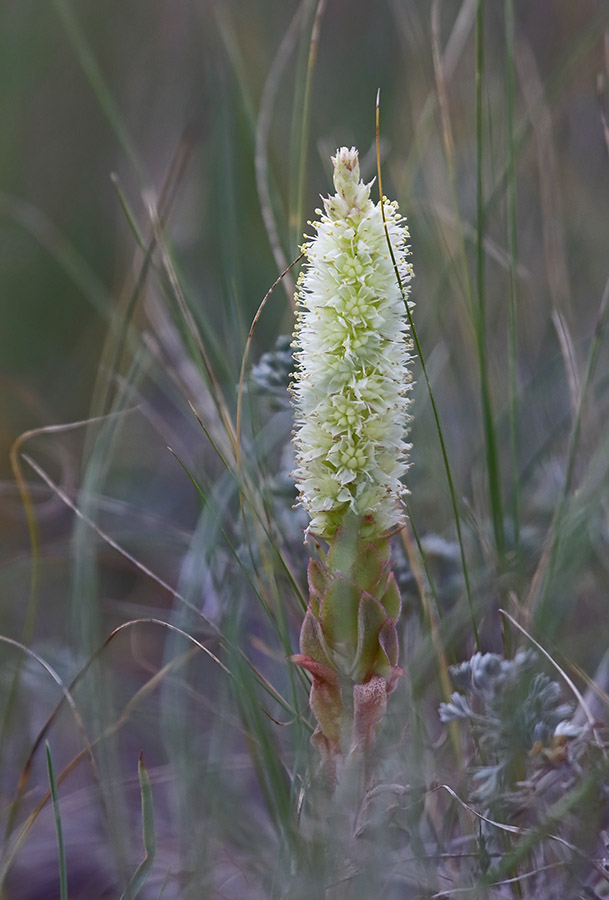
[
  {"left": 376, "top": 93, "right": 480, "bottom": 649},
  {"left": 166, "top": 447, "right": 207, "bottom": 508},
  {"left": 50, "top": 0, "right": 143, "bottom": 177},
  {"left": 292, "top": 0, "right": 327, "bottom": 254},
  {"left": 288, "top": 0, "right": 317, "bottom": 251},
  {"left": 476, "top": 1, "right": 505, "bottom": 563},
  {"left": 485, "top": 5, "right": 609, "bottom": 229},
  {"left": 255, "top": 5, "right": 304, "bottom": 302},
  {"left": 45, "top": 742, "right": 68, "bottom": 900},
  {"left": 0, "top": 194, "right": 113, "bottom": 321},
  {"left": 119, "top": 754, "right": 157, "bottom": 900},
  {"left": 504, "top": 0, "right": 520, "bottom": 557},
  {"left": 533, "top": 275, "right": 609, "bottom": 625}
]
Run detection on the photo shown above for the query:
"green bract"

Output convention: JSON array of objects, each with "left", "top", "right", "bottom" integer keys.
[{"left": 291, "top": 147, "right": 414, "bottom": 541}]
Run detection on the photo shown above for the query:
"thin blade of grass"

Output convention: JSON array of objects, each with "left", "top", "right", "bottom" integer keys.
[
  {"left": 118, "top": 755, "right": 157, "bottom": 900},
  {"left": 486, "top": 6, "right": 609, "bottom": 217},
  {"left": 432, "top": 778, "right": 609, "bottom": 883},
  {"left": 292, "top": 0, "right": 327, "bottom": 254},
  {"left": 504, "top": 0, "right": 521, "bottom": 555},
  {"left": 235, "top": 253, "right": 303, "bottom": 458},
  {"left": 0, "top": 193, "right": 112, "bottom": 321},
  {"left": 527, "top": 275, "right": 609, "bottom": 622},
  {"left": 551, "top": 309, "right": 580, "bottom": 419},
  {"left": 211, "top": 5, "right": 257, "bottom": 132},
  {"left": 45, "top": 742, "right": 68, "bottom": 900},
  {"left": 50, "top": 0, "right": 142, "bottom": 176},
  {"left": 91, "top": 126, "right": 198, "bottom": 428},
  {"left": 476, "top": 1, "right": 505, "bottom": 562},
  {"left": 400, "top": 511, "right": 463, "bottom": 767},
  {"left": 498, "top": 608, "right": 599, "bottom": 737},
  {"left": 228, "top": 627, "right": 296, "bottom": 850},
  {"left": 1, "top": 631, "right": 217, "bottom": 892},
  {"left": 0, "top": 636, "right": 100, "bottom": 862},
  {"left": 145, "top": 193, "right": 239, "bottom": 456},
  {"left": 21, "top": 452, "right": 223, "bottom": 631},
  {"left": 516, "top": 39, "right": 571, "bottom": 317},
  {"left": 166, "top": 446, "right": 207, "bottom": 507},
  {"left": 0, "top": 411, "right": 134, "bottom": 776},
  {"left": 376, "top": 89, "right": 480, "bottom": 649},
  {"left": 110, "top": 173, "right": 148, "bottom": 255},
  {"left": 255, "top": 4, "right": 304, "bottom": 303},
  {"left": 288, "top": 0, "right": 317, "bottom": 251}
]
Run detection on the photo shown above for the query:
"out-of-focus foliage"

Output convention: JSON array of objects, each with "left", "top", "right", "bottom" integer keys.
[{"left": 2, "top": 1, "right": 609, "bottom": 898}]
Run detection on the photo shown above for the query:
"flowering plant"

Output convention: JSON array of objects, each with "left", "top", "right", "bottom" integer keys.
[{"left": 290, "top": 147, "right": 414, "bottom": 767}]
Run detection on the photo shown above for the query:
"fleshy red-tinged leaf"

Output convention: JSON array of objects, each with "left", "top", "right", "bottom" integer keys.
[
  {"left": 387, "top": 665, "right": 405, "bottom": 694},
  {"left": 352, "top": 676, "right": 387, "bottom": 752},
  {"left": 299, "top": 608, "right": 333, "bottom": 666},
  {"left": 320, "top": 576, "right": 360, "bottom": 652},
  {"left": 310, "top": 681, "right": 343, "bottom": 746},
  {"left": 380, "top": 571, "right": 401, "bottom": 621},
  {"left": 378, "top": 619, "right": 399, "bottom": 668},
  {"left": 308, "top": 558, "right": 329, "bottom": 612},
  {"left": 311, "top": 727, "right": 338, "bottom": 783},
  {"left": 370, "top": 535, "right": 390, "bottom": 564},
  {"left": 291, "top": 655, "right": 343, "bottom": 745},
  {"left": 353, "top": 592, "right": 386, "bottom": 681}
]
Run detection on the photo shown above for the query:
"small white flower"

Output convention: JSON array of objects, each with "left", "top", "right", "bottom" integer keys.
[
  {"left": 291, "top": 147, "right": 414, "bottom": 540},
  {"left": 553, "top": 720, "right": 581, "bottom": 739}
]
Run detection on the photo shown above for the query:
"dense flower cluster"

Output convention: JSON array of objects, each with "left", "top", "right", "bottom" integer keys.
[{"left": 291, "top": 147, "right": 414, "bottom": 540}]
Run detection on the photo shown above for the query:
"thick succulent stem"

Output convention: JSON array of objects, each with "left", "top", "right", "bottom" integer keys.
[{"left": 292, "top": 521, "right": 404, "bottom": 770}]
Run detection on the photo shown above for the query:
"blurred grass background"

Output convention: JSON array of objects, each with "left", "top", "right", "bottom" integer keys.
[{"left": 2, "top": 1, "right": 609, "bottom": 897}]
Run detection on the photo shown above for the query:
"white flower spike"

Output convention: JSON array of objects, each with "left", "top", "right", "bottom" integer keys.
[{"left": 291, "top": 147, "right": 414, "bottom": 540}]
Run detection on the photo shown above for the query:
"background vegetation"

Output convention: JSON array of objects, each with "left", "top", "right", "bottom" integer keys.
[{"left": 2, "top": 1, "right": 609, "bottom": 897}]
